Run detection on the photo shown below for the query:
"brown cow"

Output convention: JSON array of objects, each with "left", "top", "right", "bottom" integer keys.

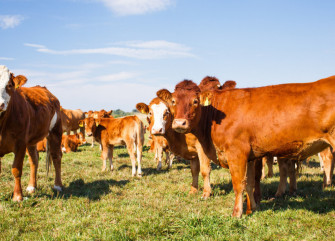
[
  {"left": 157, "top": 76, "right": 335, "bottom": 217},
  {"left": 61, "top": 133, "right": 85, "bottom": 153},
  {"left": 148, "top": 134, "right": 174, "bottom": 170},
  {"left": 0, "top": 65, "right": 63, "bottom": 201},
  {"left": 80, "top": 115, "right": 144, "bottom": 176},
  {"left": 60, "top": 107, "right": 86, "bottom": 136},
  {"left": 318, "top": 147, "right": 334, "bottom": 188},
  {"left": 136, "top": 98, "right": 212, "bottom": 197}
]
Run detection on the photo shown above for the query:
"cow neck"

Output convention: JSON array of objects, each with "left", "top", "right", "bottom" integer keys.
[
  {"left": 0, "top": 90, "right": 25, "bottom": 128},
  {"left": 190, "top": 105, "right": 217, "bottom": 154}
]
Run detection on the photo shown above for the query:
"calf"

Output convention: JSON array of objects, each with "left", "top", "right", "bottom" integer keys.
[
  {"left": 318, "top": 147, "right": 334, "bottom": 188},
  {"left": 158, "top": 76, "right": 335, "bottom": 217},
  {"left": 80, "top": 115, "right": 144, "bottom": 176},
  {"left": 85, "top": 109, "right": 113, "bottom": 148},
  {"left": 0, "top": 65, "right": 62, "bottom": 201},
  {"left": 148, "top": 134, "right": 174, "bottom": 170},
  {"left": 61, "top": 133, "right": 85, "bottom": 153}
]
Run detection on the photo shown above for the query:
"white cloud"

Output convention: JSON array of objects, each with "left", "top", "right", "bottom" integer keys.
[
  {"left": 0, "top": 15, "right": 24, "bottom": 29},
  {"left": 99, "top": 0, "right": 173, "bottom": 16},
  {"left": 0, "top": 57, "right": 14, "bottom": 60},
  {"left": 24, "top": 40, "right": 195, "bottom": 59}
]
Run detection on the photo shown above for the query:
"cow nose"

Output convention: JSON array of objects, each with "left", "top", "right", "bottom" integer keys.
[
  {"left": 172, "top": 119, "right": 190, "bottom": 133},
  {"left": 0, "top": 103, "right": 4, "bottom": 111},
  {"left": 152, "top": 127, "right": 164, "bottom": 135}
]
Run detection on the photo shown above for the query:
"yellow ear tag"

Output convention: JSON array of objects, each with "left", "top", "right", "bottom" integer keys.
[
  {"left": 96, "top": 122, "right": 100, "bottom": 127},
  {"left": 15, "top": 85, "right": 19, "bottom": 89},
  {"left": 79, "top": 123, "right": 83, "bottom": 127},
  {"left": 204, "top": 97, "right": 211, "bottom": 106},
  {"left": 141, "top": 109, "right": 146, "bottom": 114},
  {"left": 93, "top": 114, "right": 98, "bottom": 119}
]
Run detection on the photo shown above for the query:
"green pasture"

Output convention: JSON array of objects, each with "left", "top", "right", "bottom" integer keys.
[{"left": 1, "top": 138, "right": 335, "bottom": 240}]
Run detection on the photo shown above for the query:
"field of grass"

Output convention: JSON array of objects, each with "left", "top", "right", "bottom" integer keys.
[{"left": 1, "top": 138, "right": 335, "bottom": 240}]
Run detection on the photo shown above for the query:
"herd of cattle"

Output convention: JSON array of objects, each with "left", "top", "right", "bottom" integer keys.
[{"left": 0, "top": 64, "right": 335, "bottom": 218}]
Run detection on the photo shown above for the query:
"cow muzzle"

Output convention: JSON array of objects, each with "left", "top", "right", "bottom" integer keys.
[
  {"left": 151, "top": 127, "right": 165, "bottom": 135},
  {"left": 172, "top": 119, "right": 190, "bottom": 133}
]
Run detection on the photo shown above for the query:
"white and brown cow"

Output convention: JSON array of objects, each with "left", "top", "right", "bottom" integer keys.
[{"left": 0, "top": 65, "right": 63, "bottom": 201}]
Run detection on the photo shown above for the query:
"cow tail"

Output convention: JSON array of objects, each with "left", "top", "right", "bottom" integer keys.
[
  {"left": 135, "top": 118, "right": 144, "bottom": 157},
  {"left": 46, "top": 139, "right": 52, "bottom": 176}
]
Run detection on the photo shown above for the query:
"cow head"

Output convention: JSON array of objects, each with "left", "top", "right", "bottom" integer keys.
[
  {"left": 79, "top": 117, "right": 98, "bottom": 137},
  {"left": 157, "top": 80, "right": 201, "bottom": 134},
  {"left": 198, "top": 76, "right": 221, "bottom": 92},
  {"left": 136, "top": 98, "right": 171, "bottom": 135}
]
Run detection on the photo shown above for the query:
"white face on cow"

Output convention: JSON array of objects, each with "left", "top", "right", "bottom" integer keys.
[
  {"left": 0, "top": 65, "right": 11, "bottom": 112},
  {"left": 150, "top": 102, "right": 169, "bottom": 135}
]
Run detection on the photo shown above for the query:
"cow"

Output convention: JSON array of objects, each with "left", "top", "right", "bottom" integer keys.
[
  {"left": 61, "top": 133, "right": 85, "bottom": 153},
  {"left": 60, "top": 107, "right": 86, "bottom": 136},
  {"left": 157, "top": 76, "right": 335, "bottom": 217},
  {"left": 36, "top": 138, "right": 47, "bottom": 152},
  {"left": 0, "top": 65, "right": 63, "bottom": 201},
  {"left": 85, "top": 109, "right": 113, "bottom": 148},
  {"left": 318, "top": 147, "right": 334, "bottom": 188},
  {"left": 148, "top": 134, "right": 174, "bottom": 170},
  {"left": 80, "top": 115, "right": 144, "bottom": 177}
]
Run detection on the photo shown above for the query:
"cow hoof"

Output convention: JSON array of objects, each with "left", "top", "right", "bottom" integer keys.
[
  {"left": 13, "top": 195, "right": 23, "bottom": 202},
  {"left": 53, "top": 185, "right": 62, "bottom": 192},
  {"left": 26, "top": 186, "right": 36, "bottom": 194},
  {"left": 137, "top": 173, "right": 142, "bottom": 178},
  {"left": 189, "top": 187, "right": 198, "bottom": 195},
  {"left": 201, "top": 192, "right": 211, "bottom": 199},
  {"left": 246, "top": 209, "right": 253, "bottom": 215},
  {"left": 101, "top": 168, "right": 107, "bottom": 172}
]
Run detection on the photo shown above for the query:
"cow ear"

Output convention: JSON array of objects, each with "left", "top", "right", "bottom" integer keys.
[
  {"left": 107, "top": 110, "right": 113, "bottom": 116},
  {"left": 13, "top": 75, "right": 28, "bottom": 89},
  {"left": 200, "top": 91, "right": 213, "bottom": 106},
  {"left": 221, "top": 80, "right": 236, "bottom": 90},
  {"left": 157, "top": 89, "right": 172, "bottom": 103},
  {"left": 78, "top": 120, "right": 84, "bottom": 127},
  {"left": 136, "top": 103, "right": 149, "bottom": 114},
  {"left": 95, "top": 118, "right": 100, "bottom": 127}
]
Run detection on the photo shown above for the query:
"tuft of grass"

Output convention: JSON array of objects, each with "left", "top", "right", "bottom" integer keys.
[{"left": 1, "top": 143, "right": 335, "bottom": 240}]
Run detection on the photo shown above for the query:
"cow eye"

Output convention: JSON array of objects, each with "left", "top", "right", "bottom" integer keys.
[
  {"left": 163, "top": 110, "right": 170, "bottom": 117},
  {"left": 193, "top": 99, "right": 199, "bottom": 105},
  {"left": 171, "top": 99, "right": 176, "bottom": 106}
]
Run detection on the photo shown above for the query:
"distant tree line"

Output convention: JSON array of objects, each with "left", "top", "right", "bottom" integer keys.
[{"left": 112, "top": 109, "right": 139, "bottom": 118}]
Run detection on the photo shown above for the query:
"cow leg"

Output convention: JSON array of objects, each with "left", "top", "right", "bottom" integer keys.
[
  {"left": 156, "top": 146, "right": 162, "bottom": 171},
  {"left": 101, "top": 143, "right": 108, "bottom": 172},
  {"left": 136, "top": 140, "right": 142, "bottom": 177},
  {"left": 246, "top": 161, "right": 257, "bottom": 215},
  {"left": 323, "top": 150, "right": 334, "bottom": 188},
  {"left": 12, "top": 145, "right": 26, "bottom": 202},
  {"left": 196, "top": 144, "right": 212, "bottom": 199},
  {"left": 319, "top": 153, "right": 324, "bottom": 171},
  {"left": 126, "top": 141, "right": 137, "bottom": 177},
  {"left": 227, "top": 156, "right": 248, "bottom": 218},
  {"left": 26, "top": 145, "right": 39, "bottom": 193},
  {"left": 266, "top": 156, "right": 274, "bottom": 178},
  {"left": 254, "top": 158, "right": 263, "bottom": 205},
  {"left": 48, "top": 122, "right": 63, "bottom": 191},
  {"left": 108, "top": 145, "right": 114, "bottom": 171},
  {"left": 275, "top": 158, "right": 288, "bottom": 197},
  {"left": 288, "top": 159, "right": 297, "bottom": 195},
  {"left": 0, "top": 157, "right": 1, "bottom": 173},
  {"left": 189, "top": 159, "right": 200, "bottom": 194},
  {"left": 261, "top": 157, "right": 267, "bottom": 180}
]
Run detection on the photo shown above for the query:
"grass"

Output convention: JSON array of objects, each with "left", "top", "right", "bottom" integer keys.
[{"left": 1, "top": 139, "right": 335, "bottom": 240}]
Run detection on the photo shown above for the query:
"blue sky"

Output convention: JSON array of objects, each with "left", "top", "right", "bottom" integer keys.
[{"left": 1, "top": 0, "right": 335, "bottom": 111}]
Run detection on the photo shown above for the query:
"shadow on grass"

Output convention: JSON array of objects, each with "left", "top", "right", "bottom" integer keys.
[
  {"left": 258, "top": 178, "right": 335, "bottom": 214},
  {"left": 60, "top": 178, "right": 129, "bottom": 201}
]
